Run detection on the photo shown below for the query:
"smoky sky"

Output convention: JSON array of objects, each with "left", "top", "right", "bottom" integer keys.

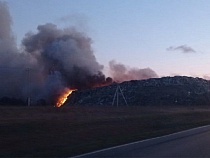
[
  {"left": 0, "top": 2, "right": 158, "bottom": 105},
  {"left": 22, "top": 23, "right": 110, "bottom": 88},
  {"left": 22, "top": 23, "right": 114, "bottom": 103},
  {"left": 109, "top": 60, "right": 158, "bottom": 82},
  {"left": 0, "top": 2, "right": 110, "bottom": 104}
]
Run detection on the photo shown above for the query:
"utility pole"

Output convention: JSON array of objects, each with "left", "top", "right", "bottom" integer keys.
[
  {"left": 112, "top": 84, "right": 128, "bottom": 107},
  {"left": 26, "top": 68, "right": 31, "bottom": 106}
]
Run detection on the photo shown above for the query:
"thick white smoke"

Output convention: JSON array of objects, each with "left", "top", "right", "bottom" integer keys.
[
  {"left": 0, "top": 1, "right": 30, "bottom": 100},
  {"left": 0, "top": 2, "right": 111, "bottom": 104},
  {"left": 0, "top": 2, "right": 158, "bottom": 105},
  {"left": 21, "top": 23, "right": 112, "bottom": 103}
]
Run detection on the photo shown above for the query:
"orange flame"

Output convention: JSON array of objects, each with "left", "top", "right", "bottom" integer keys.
[{"left": 56, "top": 88, "right": 74, "bottom": 107}]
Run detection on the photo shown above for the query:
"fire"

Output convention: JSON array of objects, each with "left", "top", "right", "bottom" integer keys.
[{"left": 56, "top": 88, "right": 74, "bottom": 107}]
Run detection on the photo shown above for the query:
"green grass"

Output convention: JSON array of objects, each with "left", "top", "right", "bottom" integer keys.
[{"left": 1, "top": 105, "right": 210, "bottom": 157}]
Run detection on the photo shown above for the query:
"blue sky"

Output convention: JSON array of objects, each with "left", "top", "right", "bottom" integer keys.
[{"left": 4, "top": 0, "right": 210, "bottom": 78}]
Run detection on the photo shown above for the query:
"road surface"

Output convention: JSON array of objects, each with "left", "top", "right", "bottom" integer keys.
[{"left": 75, "top": 125, "right": 210, "bottom": 157}]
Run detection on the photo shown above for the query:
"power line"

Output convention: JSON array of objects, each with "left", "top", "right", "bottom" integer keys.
[
  {"left": 0, "top": 67, "right": 25, "bottom": 69},
  {"left": 112, "top": 84, "right": 128, "bottom": 107}
]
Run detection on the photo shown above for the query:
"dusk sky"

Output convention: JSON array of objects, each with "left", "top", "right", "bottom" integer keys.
[{"left": 4, "top": 0, "right": 210, "bottom": 79}]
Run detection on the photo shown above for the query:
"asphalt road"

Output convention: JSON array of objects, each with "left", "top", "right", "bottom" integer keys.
[{"left": 75, "top": 125, "right": 210, "bottom": 157}]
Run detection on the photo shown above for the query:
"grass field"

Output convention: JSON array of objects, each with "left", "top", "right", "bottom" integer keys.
[{"left": 1, "top": 105, "right": 210, "bottom": 157}]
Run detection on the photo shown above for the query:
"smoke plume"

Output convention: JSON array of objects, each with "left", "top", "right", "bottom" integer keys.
[
  {"left": 0, "top": 1, "right": 29, "bottom": 100},
  {"left": 0, "top": 2, "right": 158, "bottom": 105},
  {"left": 22, "top": 23, "right": 114, "bottom": 103},
  {"left": 0, "top": 2, "right": 111, "bottom": 104},
  {"left": 109, "top": 60, "right": 158, "bottom": 82}
]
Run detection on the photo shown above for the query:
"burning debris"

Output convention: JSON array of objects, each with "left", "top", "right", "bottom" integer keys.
[
  {"left": 0, "top": 2, "right": 158, "bottom": 106},
  {"left": 56, "top": 88, "right": 75, "bottom": 107}
]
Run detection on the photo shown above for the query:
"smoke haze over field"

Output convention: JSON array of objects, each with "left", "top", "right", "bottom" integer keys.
[{"left": 0, "top": 1, "right": 158, "bottom": 105}]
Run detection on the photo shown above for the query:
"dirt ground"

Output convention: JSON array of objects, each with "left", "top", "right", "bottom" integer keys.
[{"left": 1, "top": 105, "right": 210, "bottom": 157}]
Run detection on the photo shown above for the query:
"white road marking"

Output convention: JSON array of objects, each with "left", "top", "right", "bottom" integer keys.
[{"left": 72, "top": 124, "right": 210, "bottom": 158}]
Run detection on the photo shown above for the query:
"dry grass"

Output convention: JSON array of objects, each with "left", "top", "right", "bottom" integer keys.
[{"left": 1, "top": 105, "right": 210, "bottom": 157}]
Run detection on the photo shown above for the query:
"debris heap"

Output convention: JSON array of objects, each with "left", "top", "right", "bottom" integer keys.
[{"left": 66, "top": 76, "right": 210, "bottom": 106}]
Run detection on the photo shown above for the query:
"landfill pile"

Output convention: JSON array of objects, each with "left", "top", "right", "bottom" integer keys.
[{"left": 66, "top": 76, "right": 210, "bottom": 106}]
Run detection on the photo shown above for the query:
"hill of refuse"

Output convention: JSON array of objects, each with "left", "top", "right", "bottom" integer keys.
[{"left": 66, "top": 76, "right": 210, "bottom": 106}]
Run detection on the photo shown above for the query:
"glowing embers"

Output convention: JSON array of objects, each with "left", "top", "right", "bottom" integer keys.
[{"left": 56, "top": 88, "right": 75, "bottom": 107}]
